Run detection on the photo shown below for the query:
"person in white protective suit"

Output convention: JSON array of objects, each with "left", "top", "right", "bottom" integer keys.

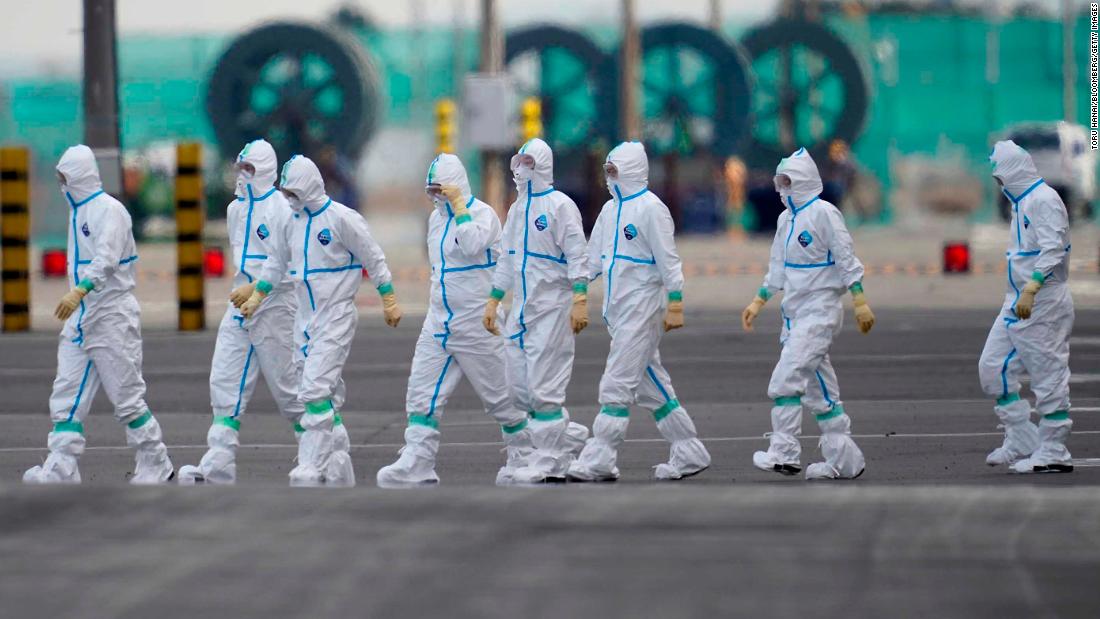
[
  {"left": 483, "top": 138, "right": 591, "bottom": 483},
  {"left": 178, "top": 140, "right": 305, "bottom": 484},
  {"left": 979, "top": 140, "right": 1075, "bottom": 473},
  {"left": 240, "top": 154, "right": 403, "bottom": 486},
  {"left": 24, "top": 145, "right": 174, "bottom": 484},
  {"left": 567, "top": 141, "right": 711, "bottom": 482},
  {"left": 376, "top": 153, "right": 536, "bottom": 487},
  {"left": 740, "top": 147, "right": 875, "bottom": 480}
]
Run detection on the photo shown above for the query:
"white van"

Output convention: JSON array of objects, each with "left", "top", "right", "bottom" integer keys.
[{"left": 999, "top": 122, "right": 1096, "bottom": 221}]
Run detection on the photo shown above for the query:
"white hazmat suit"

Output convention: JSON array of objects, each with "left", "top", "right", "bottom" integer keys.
[
  {"left": 567, "top": 142, "right": 711, "bottom": 482},
  {"left": 979, "top": 140, "right": 1074, "bottom": 473},
  {"left": 490, "top": 139, "right": 589, "bottom": 482},
  {"left": 748, "top": 147, "right": 868, "bottom": 480},
  {"left": 252, "top": 155, "right": 398, "bottom": 486},
  {"left": 24, "top": 145, "right": 174, "bottom": 485},
  {"left": 376, "top": 154, "right": 534, "bottom": 487},
  {"left": 179, "top": 139, "right": 304, "bottom": 485}
]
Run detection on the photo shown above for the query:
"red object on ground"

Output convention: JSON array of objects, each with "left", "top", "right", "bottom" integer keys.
[
  {"left": 42, "top": 248, "right": 67, "bottom": 278},
  {"left": 943, "top": 242, "right": 970, "bottom": 274},
  {"left": 204, "top": 246, "right": 226, "bottom": 277}
]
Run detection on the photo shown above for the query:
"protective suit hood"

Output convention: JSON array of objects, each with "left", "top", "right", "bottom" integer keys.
[
  {"left": 279, "top": 155, "right": 329, "bottom": 212},
  {"left": 236, "top": 139, "right": 278, "bottom": 197},
  {"left": 57, "top": 145, "right": 103, "bottom": 204},
  {"left": 990, "top": 140, "right": 1042, "bottom": 198},
  {"left": 514, "top": 138, "right": 554, "bottom": 193},
  {"left": 775, "top": 147, "right": 823, "bottom": 208},
  {"left": 606, "top": 141, "right": 648, "bottom": 199},
  {"left": 426, "top": 153, "right": 472, "bottom": 214}
]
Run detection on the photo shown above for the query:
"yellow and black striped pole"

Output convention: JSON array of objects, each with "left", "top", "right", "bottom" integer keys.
[
  {"left": 1, "top": 146, "right": 30, "bottom": 332},
  {"left": 175, "top": 142, "right": 204, "bottom": 331}
]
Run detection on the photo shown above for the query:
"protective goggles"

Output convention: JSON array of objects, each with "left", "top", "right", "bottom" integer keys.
[
  {"left": 603, "top": 162, "right": 618, "bottom": 180},
  {"left": 510, "top": 153, "right": 535, "bottom": 171},
  {"left": 235, "top": 161, "right": 256, "bottom": 176},
  {"left": 773, "top": 174, "right": 792, "bottom": 193},
  {"left": 424, "top": 183, "right": 444, "bottom": 199}
]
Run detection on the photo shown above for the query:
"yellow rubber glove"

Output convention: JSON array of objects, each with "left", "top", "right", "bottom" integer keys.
[
  {"left": 1015, "top": 278, "right": 1041, "bottom": 320},
  {"left": 54, "top": 286, "right": 88, "bottom": 321},
  {"left": 441, "top": 184, "right": 468, "bottom": 215},
  {"left": 664, "top": 292, "right": 684, "bottom": 332},
  {"left": 742, "top": 291, "right": 768, "bottom": 332},
  {"left": 229, "top": 281, "right": 256, "bottom": 308},
  {"left": 381, "top": 292, "right": 402, "bottom": 327},
  {"left": 239, "top": 288, "right": 267, "bottom": 319},
  {"left": 571, "top": 293, "right": 588, "bottom": 334},
  {"left": 850, "top": 283, "right": 875, "bottom": 334},
  {"left": 484, "top": 293, "right": 502, "bottom": 335}
]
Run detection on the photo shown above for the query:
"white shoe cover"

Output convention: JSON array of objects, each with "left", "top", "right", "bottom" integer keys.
[
  {"left": 986, "top": 398, "right": 1040, "bottom": 466},
  {"left": 377, "top": 423, "right": 440, "bottom": 488},
  {"left": 496, "top": 426, "right": 536, "bottom": 485},
  {"left": 1012, "top": 417, "right": 1073, "bottom": 474},
  {"left": 127, "top": 415, "right": 175, "bottom": 485},
  {"left": 752, "top": 450, "right": 802, "bottom": 475},
  {"left": 324, "top": 422, "right": 356, "bottom": 487},
  {"left": 756, "top": 402, "right": 802, "bottom": 472},
  {"left": 567, "top": 412, "right": 628, "bottom": 482},
  {"left": 653, "top": 408, "right": 710, "bottom": 480},
  {"left": 806, "top": 412, "right": 864, "bottom": 480},
  {"left": 179, "top": 423, "right": 239, "bottom": 485},
  {"left": 24, "top": 430, "right": 84, "bottom": 484},
  {"left": 290, "top": 416, "right": 333, "bottom": 487},
  {"left": 514, "top": 414, "right": 588, "bottom": 483}
]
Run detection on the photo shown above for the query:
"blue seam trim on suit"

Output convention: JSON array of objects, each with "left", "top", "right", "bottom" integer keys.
[
  {"left": 231, "top": 345, "right": 255, "bottom": 418},
  {"left": 1000, "top": 348, "right": 1017, "bottom": 399},
  {"left": 646, "top": 366, "right": 673, "bottom": 403},
  {"left": 66, "top": 361, "right": 93, "bottom": 422},
  {"left": 815, "top": 370, "right": 835, "bottom": 408},
  {"left": 428, "top": 355, "right": 453, "bottom": 416}
]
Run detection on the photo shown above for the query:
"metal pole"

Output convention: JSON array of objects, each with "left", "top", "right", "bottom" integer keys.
[
  {"left": 620, "top": 0, "right": 641, "bottom": 141},
  {"left": 82, "top": 0, "right": 123, "bottom": 196},
  {"left": 1063, "top": 0, "right": 1077, "bottom": 123},
  {"left": 479, "top": 0, "right": 505, "bottom": 216},
  {"left": 176, "top": 143, "right": 205, "bottom": 331},
  {"left": 708, "top": 0, "right": 722, "bottom": 32}
]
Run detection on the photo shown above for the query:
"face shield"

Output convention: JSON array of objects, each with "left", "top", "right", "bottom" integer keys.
[
  {"left": 280, "top": 187, "right": 304, "bottom": 212},
  {"left": 511, "top": 153, "right": 536, "bottom": 190},
  {"left": 773, "top": 173, "right": 792, "bottom": 196}
]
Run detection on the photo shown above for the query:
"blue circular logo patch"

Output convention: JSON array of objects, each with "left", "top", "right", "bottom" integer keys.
[
  {"left": 256, "top": 223, "right": 270, "bottom": 240},
  {"left": 81, "top": 222, "right": 90, "bottom": 237},
  {"left": 317, "top": 228, "right": 332, "bottom": 246},
  {"left": 623, "top": 224, "right": 638, "bottom": 240},
  {"left": 534, "top": 214, "right": 548, "bottom": 231},
  {"left": 797, "top": 230, "right": 813, "bottom": 247}
]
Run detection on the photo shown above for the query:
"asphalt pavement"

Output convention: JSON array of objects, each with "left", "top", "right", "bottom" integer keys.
[{"left": 1, "top": 308, "right": 1098, "bottom": 618}]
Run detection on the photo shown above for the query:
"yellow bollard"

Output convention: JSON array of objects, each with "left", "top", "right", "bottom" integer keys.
[
  {"left": 435, "top": 98, "right": 457, "bottom": 154},
  {"left": 1, "top": 146, "right": 30, "bottom": 332},
  {"left": 175, "top": 142, "right": 204, "bottom": 331},
  {"left": 520, "top": 97, "right": 542, "bottom": 143}
]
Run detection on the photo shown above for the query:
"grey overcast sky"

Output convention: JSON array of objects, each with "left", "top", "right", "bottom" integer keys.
[{"left": 0, "top": 0, "right": 1077, "bottom": 78}]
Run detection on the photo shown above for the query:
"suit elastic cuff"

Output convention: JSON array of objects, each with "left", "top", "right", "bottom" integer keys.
[
  {"left": 668, "top": 290, "right": 683, "bottom": 302},
  {"left": 1030, "top": 271, "right": 1045, "bottom": 284},
  {"left": 77, "top": 279, "right": 94, "bottom": 293},
  {"left": 573, "top": 281, "right": 588, "bottom": 294},
  {"left": 255, "top": 280, "right": 273, "bottom": 295},
  {"left": 377, "top": 282, "right": 394, "bottom": 296},
  {"left": 490, "top": 287, "right": 505, "bottom": 301}
]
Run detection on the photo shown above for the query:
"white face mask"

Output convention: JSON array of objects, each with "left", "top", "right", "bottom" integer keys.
[
  {"left": 57, "top": 171, "right": 72, "bottom": 199},
  {"left": 604, "top": 162, "right": 619, "bottom": 198},
  {"left": 774, "top": 174, "right": 792, "bottom": 199},
  {"left": 513, "top": 165, "right": 534, "bottom": 191},
  {"left": 282, "top": 189, "right": 304, "bottom": 212},
  {"left": 235, "top": 169, "right": 255, "bottom": 199}
]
